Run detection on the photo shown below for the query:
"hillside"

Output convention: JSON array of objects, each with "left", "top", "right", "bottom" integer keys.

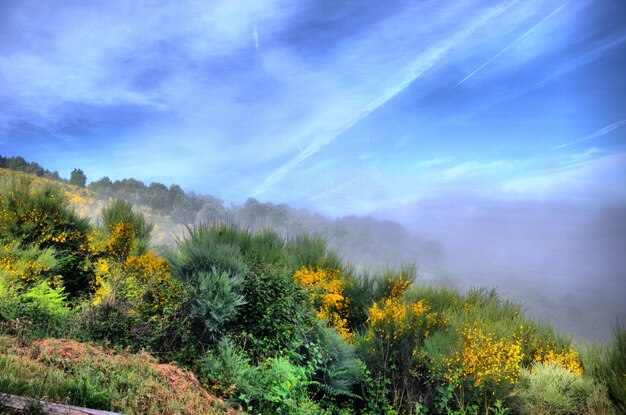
[
  {"left": 0, "top": 160, "right": 621, "bottom": 342},
  {"left": 0, "top": 166, "right": 624, "bottom": 415}
]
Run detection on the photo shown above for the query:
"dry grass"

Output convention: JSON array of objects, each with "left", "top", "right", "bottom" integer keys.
[{"left": 0, "top": 335, "right": 236, "bottom": 415}]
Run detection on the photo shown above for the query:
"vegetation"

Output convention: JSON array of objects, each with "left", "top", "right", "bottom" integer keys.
[{"left": 0, "top": 164, "right": 623, "bottom": 415}]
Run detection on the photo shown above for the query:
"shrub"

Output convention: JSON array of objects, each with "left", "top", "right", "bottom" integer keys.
[
  {"left": 511, "top": 362, "right": 595, "bottom": 415},
  {"left": 0, "top": 178, "right": 92, "bottom": 297},
  {"left": 0, "top": 242, "right": 59, "bottom": 287},
  {"left": 189, "top": 268, "right": 246, "bottom": 344},
  {"left": 197, "top": 336, "right": 259, "bottom": 400},
  {"left": 168, "top": 223, "right": 248, "bottom": 283},
  {"left": 98, "top": 199, "right": 154, "bottom": 261},
  {"left": 0, "top": 278, "right": 71, "bottom": 337},
  {"left": 582, "top": 325, "right": 626, "bottom": 413},
  {"left": 427, "top": 321, "right": 523, "bottom": 411},
  {"left": 198, "top": 338, "right": 328, "bottom": 415},
  {"left": 303, "top": 323, "right": 363, "bottom": 402},
  {"left": 287, "top": 234, "right": 342, "bottom": 272},
  {"left": 294, "top": 266, "right": 353, "bottom": 341},
  {"left": 358, "top": 275, "right": 449, "bottom": 414},
  {"left": 232, "top": 265, "right": 313, "bottom": 361},
  {"left": 78, "top": 296, "right": 152, "bottom": 350}
]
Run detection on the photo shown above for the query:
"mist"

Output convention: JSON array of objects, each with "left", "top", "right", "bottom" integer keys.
[{"left": 381, "top": 196, "right": 626, "bottom": 341}]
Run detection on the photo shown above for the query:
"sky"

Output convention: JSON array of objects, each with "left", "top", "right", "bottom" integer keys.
[
  {"left": 1, "top": 0, "right": 625, "bottom": 214},
  {"left": 1, "top": 0, "right": 625, "bottom": 228}
]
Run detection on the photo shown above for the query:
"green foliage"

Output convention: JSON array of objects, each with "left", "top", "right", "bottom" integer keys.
[
  {"left": 69, "top": 168, "right": 87, "bottom": 188},
  {"left": 511, "top": 363, "right": 597, "bottom": 415},
  {"left": 307, "top": 324, "right": 363, "bottom": 400},
  {"left": 288, "top": 234, "right": 342, "bottom": 271},
  {"left": 233, "top": 265, "right": 312, "bottom": 360},
  {"left": 16, "top": 281, "right": 71, "bottom": 327},
  {"left": 581, "top": 324, "right": 626, "bottom": 413},
  {"left": 78, "top": 296, "right": 152, "bottom": 350},
  {"left": 0, "top": 280, "right": 71, "bottom": 336},
  {"left": 197, "top": 336, "right": 259, "bottom": 399},
  {"left": 99, "top": 199, "right": 154, "bottom": 260},
  {"left": 190, "top": 268, "right": 246, "bottom": 343},
  {"left": 199, "top": 338, "right": 327, "bottom": 415},
  {"left": 0, "top": 178, "right": 92, "bottom": 297},
  {"left": 168, "top": 223, "right": 248, "bottom": 283}
]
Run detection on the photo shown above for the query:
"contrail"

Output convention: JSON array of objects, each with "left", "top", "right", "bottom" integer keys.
[
  {"left": 253, "top": 23, "right": 259, "bottom": 51},
  {"left": 553, "top": 119, "right": 626, "bottom": 150},
  {"left": 457, "top": 1, "right": 569, "bottom": 86},
  {"left": 255, "top": 0, "right": 520, "bottom": 195}
]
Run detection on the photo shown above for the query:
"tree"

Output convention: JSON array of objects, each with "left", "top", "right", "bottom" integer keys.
[{"left": 69, "top": 168, "right": 87, "bottom": 188}]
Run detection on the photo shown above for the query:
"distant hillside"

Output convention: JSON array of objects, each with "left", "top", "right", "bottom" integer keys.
[
  {"left": 1, "top": 155, "right": 446, "bottom": 272},
  {"left": 1, "top": 155, "right": 616, "bottom": 341}
]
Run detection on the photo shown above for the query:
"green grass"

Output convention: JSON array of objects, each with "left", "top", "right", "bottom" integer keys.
[{"left": 0, "top": 335, "right": 230, "bottom": 415}]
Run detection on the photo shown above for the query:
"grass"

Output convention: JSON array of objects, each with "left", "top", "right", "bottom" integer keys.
[{"left": 0, "top": 335, "right": 233, "bottom": 415}]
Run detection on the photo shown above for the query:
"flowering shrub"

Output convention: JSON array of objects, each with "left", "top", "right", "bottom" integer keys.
[
  {"left": 106, "top": 221, "right": 138, "bottom": 261},
  {"left": 360, "top": 276, "right": 451, "bottom": 414},
  {"left": 0, "top": 178, "right": 92, "bottom": 296},
  {"left": 91, "top": 252, "right": 184, "bottom": 321},
  {"left": 533, "top": 345, "right": 582, "bottom": 375},
  {"left": 294, "top": 266, "right": 353, "bottom": 341},
  {"left": 441, "top": 322, "right": 524, "bottom": 389}
]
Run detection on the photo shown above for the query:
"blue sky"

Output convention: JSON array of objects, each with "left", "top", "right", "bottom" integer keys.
[{"left": 1, "top": 0, "right": 625, "bottom": 219}]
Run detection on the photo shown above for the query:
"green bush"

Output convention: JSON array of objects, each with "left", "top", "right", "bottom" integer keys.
[
  {"left": 0, "top": 280, "right": 72, "bottom": 337},
  {"left": 98, "top": 199, "right": 154, "bottom": 260},
  {"left": 197, "top": 336, "right": 260, "bottom": 401},
  {"left": 511, "top": 362, "right": 596, "bottom": 415},
  {"left": 232, "top": 265, "right": 313, "bottom": 361},
  {"left": 190, "top": 268, "right": 246, "bottom": 343},
  {"left": 199, "top": 337, "right": 327, "bottom": 415},
  {"left": 287, "top": 234, "right": 342, "bottom": 272},
  {"left": 582, "top": 325, "right": 626, "bottom": 413},
  {"left": 168, "top": 223, "right": 248, "bottom": 283},
  {"left": 0, "top": 178, "right": 92, "bottom": 297},
  {"left": 289, "top": 323, "right": 363, "bottom": 405},
  {"left": 78, "top": 296, "right": 152, "bottom": 350}
]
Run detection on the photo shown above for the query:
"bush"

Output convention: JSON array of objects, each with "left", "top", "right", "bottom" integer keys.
[
  {"left": 189, "top": 268, "right": 246, "bottom": 344},
  {"left": 0, "top": 277, "right": 72, "bottom": 338},
  {"left": 232, "top": 265, "right": 313, "bottom": 361},
  {"left": 0, "top": 178, "right": 92, "bottom": 297},
  {"left": 582, "top": 325, "right": 626, "bottom": 413},
  {"left": 78, "top": 296, "right": 152, "bottom": 350},
  {"left": 287, "top": 234, "right": 342, "bottom": 272},
  {"left": 511, "top": 362, "right": 597, "bottom": 415},
  {"left": 168, "top": 223, "right": 248, "bottom": 283},
  {"left": 98, "top": 199, "right": 154, "bottom": 261}
]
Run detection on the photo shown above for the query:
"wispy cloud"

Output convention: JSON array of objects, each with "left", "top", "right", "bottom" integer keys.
[
  {"left": 255, "top": 0, "right": 521, "bottom": 195},
  {"left": 442, "top": 161, "right": 509, "bottom": 180},
  {"left": 416, "top": 156, "right": 456, "bottom": 168},
  {"left": 553, "top": 119, "right": 626, "bottom": 150},
  {"left": 457, "top": 1, "right": 570, "bottom": 85}
]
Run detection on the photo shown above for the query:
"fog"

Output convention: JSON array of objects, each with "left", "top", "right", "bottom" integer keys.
[
  {"left": 380, "top": 197, "right": 626, "bottom": 341},
  {"left": 192, "top": 192, "right": 626, "bottom": 341}
]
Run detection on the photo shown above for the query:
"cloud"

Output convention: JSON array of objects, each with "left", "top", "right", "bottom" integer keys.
[
  {"left": 416, "top": 156, "right": 456, "bottom": 168},
  {"left": 442, "top": 161, "right": 509, "bottom": 180},
  {"left": 255, "top": 0, "right": 522, "bottom": 195},
  {"left": 457, "top": 1, "right": 570, "bottom": 85},
  {"left": 553, "top": 119, "right": 626, "bottom": 150}
]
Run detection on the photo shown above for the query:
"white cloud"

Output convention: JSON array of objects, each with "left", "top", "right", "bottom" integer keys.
[{"left": 415, "top": 156, "right": 456, "bottom": 168}]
